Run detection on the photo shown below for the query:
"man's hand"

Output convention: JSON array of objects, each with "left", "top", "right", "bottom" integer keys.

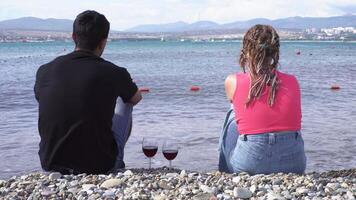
[{"left": 129, "top": 90, "right": 142, "bottom": 105}]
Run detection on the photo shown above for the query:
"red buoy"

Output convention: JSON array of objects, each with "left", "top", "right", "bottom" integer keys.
[
  {"left": 330, "top": 85, "right": 340, "bottom": 90},
  {"left": 190, "top": 86, "right": 200, "bottom": 91},
  {"left": 139, "top": 87, "right": 150, "bottom": 92}
]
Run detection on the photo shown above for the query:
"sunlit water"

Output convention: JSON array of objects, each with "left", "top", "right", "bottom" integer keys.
[{"left": 0, "top": 41, "right": 355, "bottom": 179}]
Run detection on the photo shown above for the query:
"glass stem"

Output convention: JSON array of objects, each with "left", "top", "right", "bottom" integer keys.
[
  {"left": 169, "top": 160, "right": 172, "bottom": 168},
  {"left": 149, "top": 157, "right": 152, "bottom": 169}
]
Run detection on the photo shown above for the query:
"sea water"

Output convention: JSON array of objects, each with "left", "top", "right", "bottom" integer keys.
[{"left": 0, "top": 41, "right": 355, "bottom": 179}]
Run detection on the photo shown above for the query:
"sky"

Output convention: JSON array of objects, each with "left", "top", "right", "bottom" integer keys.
[{"left": 1, "top": 0, "right": 356, "bottom": 30}]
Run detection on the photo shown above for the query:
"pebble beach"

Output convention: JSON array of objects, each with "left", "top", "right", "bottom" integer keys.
[{"left": 0, "top": 168, "right": 355, "bottom": 200}]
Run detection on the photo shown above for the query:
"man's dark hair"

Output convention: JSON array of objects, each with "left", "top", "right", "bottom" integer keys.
[{"left": 73, "top": 10, "right": 110, "bottom": 51}]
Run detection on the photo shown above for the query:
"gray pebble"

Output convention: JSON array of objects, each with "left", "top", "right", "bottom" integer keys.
[{"left": 233, "top": 187, "right": 252, "bottom": 199}]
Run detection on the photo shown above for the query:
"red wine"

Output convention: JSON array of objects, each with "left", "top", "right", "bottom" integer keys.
[
  {"left": 142, "top": 146, "right": 158, "bottom": 157},
  {"left": 163, "top": 150, "right": 178, "bottom": 160}
]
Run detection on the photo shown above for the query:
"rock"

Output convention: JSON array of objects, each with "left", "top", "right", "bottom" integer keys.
[
  {"left": 165, "top": 173, "right": 179, "bottom": 178},
  {"left": 222, "top": 194, "right": 232, "bottom": 199},
  {"left": 82, "top": 184, "right": 96, "bottom": 191},
  {"left": 346, "top": 191, "right": 355, "bottom": 200},
  {"left": 266, "top": 192, "right": 286, "bottom": 200},
  {"left": 281, "top": 191, "right": 292, "bottom": 199},
  {"left": 325, "top": 186, "right": 335, "bottom": 194},
  {"left": 272, "top": 178, "right": 282, "bottom": 185},
  {"left": 250, "top": 185, "right": 257, "bottom": 193},
  {"left": 153, "top": 194, "right": 168, "bottom": 200},
  {"left": 69, "top": 180, "right": 79, "bottom": 187},
  {"left": 296, "top": 187, "right": 309, "bottom": 195},
  {"left": 192, "top": 189, "right": 200, "bottom": 194},
  {"left": 123, "top": 170, "right": 133, "bottom": 176},
  {"left": 180, "top": 170, "right": 186, "bottom": 177},
  {"left": 85, "top": 189, "right": 93, "bottom": 195},
  {"left": 158, "top": 180, "right": 172, "bottom": 190},
  {"left": 68, "top": 187, "right": 79, "bottom": 195},
  {"left": 257, "top": 191, "right": 266, "bottom": 197},
  {"left": 102, "top": 190, "right": 115, "bottom": 197},
  {"left": 200, "top": 185, "right": 213, "bottom": 194},
  {"left": 193, "top": 193, "right": 214, "bottom": 200},
  {"left": 100, "top": 178, "right": 122, "bottom": 189},
  {"left": 188, "top": 172, "right": 198, "bottom": 178},
  {"left": 331, "top": 195, "right": 343, "bottom": 200},
  {"left": 48, "top": 172, "right": 62, "bottom": 181},
  {"left": 326, "top": 183, "right": 340, "bottom": 190},
  {"left": 0, "top": 180, "right": 5, "bottom": 187},
  {"left": 233, "top": 187, "right": 252, "bottom": 199},
  {"left": 41, "top": 190, "right": 57, "bottom": 196},
  {"left": 232, "top": 176, "right": 241, "bottom": 183},
  {"left": 224, "top": 189, "right": 233, "bottom": 195}
]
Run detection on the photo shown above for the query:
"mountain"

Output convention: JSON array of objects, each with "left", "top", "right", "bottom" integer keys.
[
  {"left": 1, "top": 15, "right": 355, "bottom": 33},
  {"left": 0, "top": 17, "right": 73, "bottom": 31},
  {"left": 127, "top": 15, "right": 356, "bottom": 33}
]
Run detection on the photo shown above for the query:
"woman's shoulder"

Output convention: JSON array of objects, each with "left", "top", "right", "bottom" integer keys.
[
  {"left": 277, "top": 71, "right": 298, "bottom": 82},
  {"left": 225, "top": 72, "right": 247, "bottom": 83}
]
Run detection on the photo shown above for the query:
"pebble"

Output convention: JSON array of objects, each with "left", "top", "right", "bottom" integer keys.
[
  {"left": 102, "top": 190, "right": 115, "bottom": 197},
  {"left": 346, "top": 191, "right": 355, "bottom": 200},
  {"left": 193, "top": 193, "right": 214, "bottom": 200},
  {"left": 48, "top": 172, "right": 62, "bottom": 181},
  {"left": 250, "top": 184, "right": 257, "bottom": 193},
  {"left": 41, "top": 189, "right": 57, "bottom": 196},
  {"left": 0, "top": 179, "right": 5, "bottom": 187},
  {"left": 0, "top": 168, "right": 354, "bottom": 199},
  {"left": 200, "top": 184, "right": 213, "bottom": 194},
  {"left": 266, "top": 192, "right": 286, "bottom": 200},
  {"left": 232, "top": 176, "right": 241, "bottom": 183},
  {"left": 233, "top": 187, "right": 252, "bottom": 199},
  {"left": 296, "top": 187, "right": 309, "bottom": 195},
  {"left": 153, "top": 194, "right": 168, "bottom": 200},
  {"left": 123, "top": 170, "right": 133, "bottom": 176},
  {"left": 165, "top": 173, "right": 179, "bottom": 178},
  {"left": 82, "top": 184, "right": 96, "bottom": 191},
  {"left": 100, "top": 179, "right": 122, "bottom": 189},
  {"left": 158, "top": 180, "right": 172, "bottom": 190}
]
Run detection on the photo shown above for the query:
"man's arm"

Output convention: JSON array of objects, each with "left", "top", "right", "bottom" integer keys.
[
  {"left": 128, "top": 90, "right": 142, "bottom": 105},
  {"left": 115, "top": 68, "right": 142, "bottom": 105}
]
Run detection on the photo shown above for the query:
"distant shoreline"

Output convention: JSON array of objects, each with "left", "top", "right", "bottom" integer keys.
[{"left": 1, "top": 39, "right": 356, "bottom": 43}]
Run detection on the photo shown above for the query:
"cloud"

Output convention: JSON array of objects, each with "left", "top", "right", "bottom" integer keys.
[{"left": 0, "top": 0, "right": 355, "bottom": 30}]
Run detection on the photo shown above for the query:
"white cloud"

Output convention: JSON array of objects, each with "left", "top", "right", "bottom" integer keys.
[{"left": 0, "top": 0, "right": 355, "bottom": 30}]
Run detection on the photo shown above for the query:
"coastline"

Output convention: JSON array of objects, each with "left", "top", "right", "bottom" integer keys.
[{"left": 0, "top": 168, "right": 354, "bottom": 199}]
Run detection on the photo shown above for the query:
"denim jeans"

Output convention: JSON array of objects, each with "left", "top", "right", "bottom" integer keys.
[
  {"left": 219, "top": 108, "right": 306, "bottom": 175},
  {"left": 110, "top": 98, "right": 133, "bottom": 172}
]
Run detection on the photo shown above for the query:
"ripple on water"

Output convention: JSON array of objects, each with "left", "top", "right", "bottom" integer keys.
[{"left": 0, "top": 41, "right": 356, "bottom": 178}]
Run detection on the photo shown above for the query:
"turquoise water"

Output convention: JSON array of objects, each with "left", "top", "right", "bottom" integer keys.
[{"left": 0, "top": 41, "right": 355, "bottom": 179}]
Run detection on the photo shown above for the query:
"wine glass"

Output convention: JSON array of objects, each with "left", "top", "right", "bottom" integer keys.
[
  {"left": 142, "top": 137, "right": 158, "bottom": 169},
  {"left": 162, "top": 139, "right": 179, "bottom": 168}
]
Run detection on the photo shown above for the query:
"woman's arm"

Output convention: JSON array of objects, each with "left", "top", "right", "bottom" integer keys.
[{"left": 224, "top": 74, "right": 237, "bottom": 103}]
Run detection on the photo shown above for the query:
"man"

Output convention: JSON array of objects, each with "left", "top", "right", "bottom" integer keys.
[{"left": 34, "top": 10, "right": 142, "bottom": 174}]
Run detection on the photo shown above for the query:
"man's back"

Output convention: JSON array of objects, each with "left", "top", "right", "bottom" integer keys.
[{"left": 35, "top": 50, "right": 138, "bottom": 174}]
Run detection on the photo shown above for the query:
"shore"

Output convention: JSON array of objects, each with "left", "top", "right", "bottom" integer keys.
[{"left": 0, "top": 168, "right": 355, "bottom": 199}]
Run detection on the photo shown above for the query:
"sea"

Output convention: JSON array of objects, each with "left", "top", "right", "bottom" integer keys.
[{"left": 0, "top": 40, "right": 355, "bottom": 179}]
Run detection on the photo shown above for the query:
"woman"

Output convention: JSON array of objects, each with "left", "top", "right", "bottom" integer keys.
[{"left": 219, "top": 25, "right": 306, "bottom": 174}]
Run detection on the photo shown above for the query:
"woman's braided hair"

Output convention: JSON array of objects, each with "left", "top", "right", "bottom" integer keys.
[{"left": 239, "top": 24, "right": 280, "bottom": 107}]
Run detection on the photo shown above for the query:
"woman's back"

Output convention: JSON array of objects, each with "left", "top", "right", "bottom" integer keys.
[
  {"left": 233, "top": 71, "right": 301, "bottom": 134},
  {"left": 219, "top": 24, "right": 306, "bottom": 174}
]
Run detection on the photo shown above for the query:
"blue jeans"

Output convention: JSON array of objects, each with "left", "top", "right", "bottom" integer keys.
[
  {"left": 218, "top": 108, "right": 306, "bottom": 174},
  {"left": 110, "top": 98, "right": 133, "bottom": 171}
]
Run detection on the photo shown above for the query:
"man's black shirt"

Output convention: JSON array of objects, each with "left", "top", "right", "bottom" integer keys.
[{"left": 34, "top": 50, "right": 138, "bottom": 174}]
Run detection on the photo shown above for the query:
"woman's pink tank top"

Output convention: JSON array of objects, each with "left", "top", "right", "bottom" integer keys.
[{"left": 232, "top": 71, "right": 301, "bottom": 134}]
